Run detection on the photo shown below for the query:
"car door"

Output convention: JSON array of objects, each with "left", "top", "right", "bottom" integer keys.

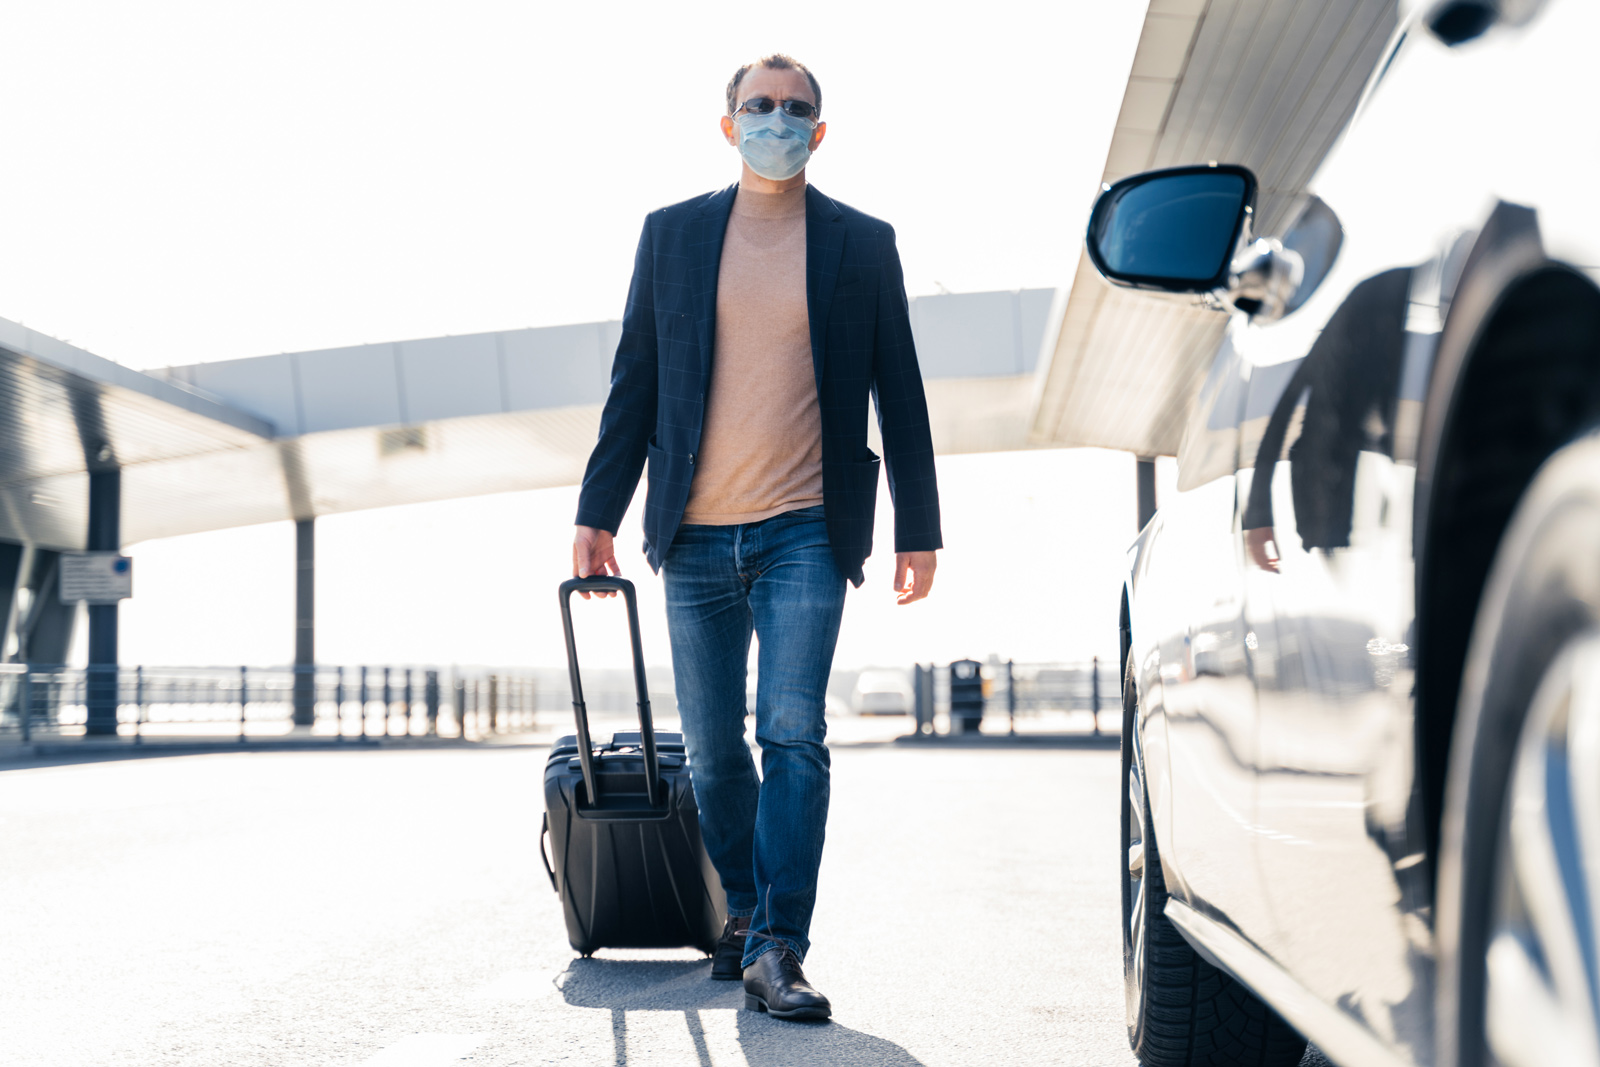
[
  {"left": 1237, "top": 262, "right": 1435, "bottom": 1054},
  {"left": 1151, "top": 330, "right": 1277, "bottom": 943}
]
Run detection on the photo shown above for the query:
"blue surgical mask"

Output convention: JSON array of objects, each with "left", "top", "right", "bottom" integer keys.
[{"left": 734, "top": 110, "right": 814, "bottom": 181}]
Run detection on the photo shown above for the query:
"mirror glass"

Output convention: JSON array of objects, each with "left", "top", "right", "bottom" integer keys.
[{"left": 1091, "top": 172, "right": 1249, "bottom": 284}]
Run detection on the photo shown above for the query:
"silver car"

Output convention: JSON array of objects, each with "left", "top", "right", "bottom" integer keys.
[{"left": 1091, "top": 4, "right": 1600, "bottom": 1067}]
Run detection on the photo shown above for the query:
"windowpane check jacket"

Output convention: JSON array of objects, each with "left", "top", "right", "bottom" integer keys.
[{"left": 574, "top": 182, "right": 943, "bottom": 587}]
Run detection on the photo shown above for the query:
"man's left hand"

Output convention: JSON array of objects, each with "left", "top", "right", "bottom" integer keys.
[{"left": 894, "top": 551, "right": 938, "bottom": 605}]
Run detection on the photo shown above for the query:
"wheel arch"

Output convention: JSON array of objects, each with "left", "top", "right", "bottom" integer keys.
[{"left": 1414, "top": 200, "right": 1600, "bottom": 895}]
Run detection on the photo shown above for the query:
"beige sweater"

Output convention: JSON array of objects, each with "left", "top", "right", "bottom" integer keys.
[{"left": 681, "top": 182, "right": 824, "bottom": 525}]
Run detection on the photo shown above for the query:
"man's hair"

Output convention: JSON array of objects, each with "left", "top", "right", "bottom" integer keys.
[{"left": 725, "top": 54, "right": 822, "bottom": 117}]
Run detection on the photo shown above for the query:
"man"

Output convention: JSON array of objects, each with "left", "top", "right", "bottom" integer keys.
[{"left": 571, "top": 53, "right": 941, "bottom": 1021}]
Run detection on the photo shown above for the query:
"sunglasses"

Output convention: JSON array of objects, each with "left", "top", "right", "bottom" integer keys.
[{"left": 734, "top": 97, "right": 820, "bottom": 123}]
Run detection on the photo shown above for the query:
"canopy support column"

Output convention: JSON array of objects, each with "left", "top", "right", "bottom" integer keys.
[
  {"left": 85, "top": 468, "right": 121, "bottom": 736},
  {"left": 1136, "top": 456, "right": 1157, "bottom": 532},
  {"left": 293, "top": 519, "right": 315, "bottom": 727}
]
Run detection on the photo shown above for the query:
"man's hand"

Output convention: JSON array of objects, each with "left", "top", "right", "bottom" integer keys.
[
  {"left": 1245, "top": 527, "right": 1280, "bottom": 573},
  {"left": 573, "top": 525, "right": 621, "bottom": 598},
  {"left": 894, "top": 551, "right": 937, "bottom": 605}
]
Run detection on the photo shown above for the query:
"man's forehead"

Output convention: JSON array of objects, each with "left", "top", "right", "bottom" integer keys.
[{"left": 739, "top": 65, "right": 816, "bottom": 103}]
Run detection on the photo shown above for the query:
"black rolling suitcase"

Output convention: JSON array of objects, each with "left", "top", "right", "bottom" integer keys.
[{"left": 538, "top": 576, "right": 726, "bottom": 957}]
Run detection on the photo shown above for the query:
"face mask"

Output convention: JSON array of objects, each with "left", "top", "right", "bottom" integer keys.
[{"left": 735, "top": 110, "right": 814, "bottom": 181}]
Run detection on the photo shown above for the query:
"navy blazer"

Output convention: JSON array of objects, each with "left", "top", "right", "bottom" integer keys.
[{"left": 574, "top": 183, "right": 942, "bottom": 586}]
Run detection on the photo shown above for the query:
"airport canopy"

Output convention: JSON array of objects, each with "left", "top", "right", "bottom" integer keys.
[
  {"left": 0, "top": 318, "right": 273, "bottom": 550},
  {"left": 0, "top": 289, "right": 1054, "bottom": 551},
  {"left": 1028, "top": 0, "right": 1400, "bottom": 457}
]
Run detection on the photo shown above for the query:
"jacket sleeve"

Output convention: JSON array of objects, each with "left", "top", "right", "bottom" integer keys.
[
  {"left": 872, "top": 225, "right": 944, "bottom": 553},
  {"left": 574, "top": 216, "right": 659, "bottom": 533}
]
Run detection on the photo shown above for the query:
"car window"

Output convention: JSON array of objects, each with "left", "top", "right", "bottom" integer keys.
[
  {"left": 1241, "top": 268, "right": 1414, "bottom": 549},
  {"left": 1280, "top": 197, "right": 1344, "bottom": 315},
  {"left": 1175, "top": 334, "right": 1249, "bottom": 491}
]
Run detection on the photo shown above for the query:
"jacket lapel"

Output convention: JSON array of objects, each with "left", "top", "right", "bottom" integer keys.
[
  {"left": 689, "top": 183, "right": 737, "bottom": 387},
  {"left": 805, "top": 185, "right": 845, "bottom": 393}
]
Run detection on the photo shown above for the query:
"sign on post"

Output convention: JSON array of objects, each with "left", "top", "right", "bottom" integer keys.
[{"left": 59, "top": 553, "right": 133, "bottom": 604}]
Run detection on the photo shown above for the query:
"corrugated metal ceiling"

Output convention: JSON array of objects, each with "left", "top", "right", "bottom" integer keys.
[{"left": 1029, "top": 0, "right": 1400, "bottom": 456}]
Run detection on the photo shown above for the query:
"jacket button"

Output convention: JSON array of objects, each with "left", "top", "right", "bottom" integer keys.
[{"left": 689, "top": 453, "right": 696, "bottom": 465}]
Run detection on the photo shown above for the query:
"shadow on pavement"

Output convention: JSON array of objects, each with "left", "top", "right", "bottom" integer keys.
[
  {"left": 733, "top": 1011, "right": 927, "bottom": 1067},
  {"left": 556, "top": 959, "right": 743, "bottom": 1012},
  {"left": 557, "top": 958, "right": 927, "bottom": 1067}
]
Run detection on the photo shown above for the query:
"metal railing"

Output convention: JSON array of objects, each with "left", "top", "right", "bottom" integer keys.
[
  {"left": 908, "top": 658, "right": 1115, "bottom": 737},
  {"left": 1, "top": 659, "right": 1119, "bottom": 745},
  {"left": 0, "top": 664, "right": 547, "bottom": 745}
]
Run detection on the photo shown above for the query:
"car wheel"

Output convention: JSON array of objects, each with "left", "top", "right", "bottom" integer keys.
[
  {"left": 1121, "top": 652, "right": 1307, "bottom": 1067},
  {"left": 1438, "top": 433, "right": 1600, "bottom": 1067}
]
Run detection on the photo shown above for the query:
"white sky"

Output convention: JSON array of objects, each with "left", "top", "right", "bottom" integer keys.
[{"left": 1, "top": 0, "right": 1164, "bottom": 671}]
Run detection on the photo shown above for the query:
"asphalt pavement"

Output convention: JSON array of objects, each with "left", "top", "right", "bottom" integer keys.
[{"left": 0, "top": 729, "right": 1317, "bottom": 1067}]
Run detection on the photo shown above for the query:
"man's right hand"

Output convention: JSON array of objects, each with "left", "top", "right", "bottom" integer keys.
[{"left": 573, "top": 525, "right": 621, "bottom": 599}]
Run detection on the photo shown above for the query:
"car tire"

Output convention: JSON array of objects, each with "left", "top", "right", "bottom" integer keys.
[
  {"left": 1122, "top": 652, "right": 1308, "bottom": 1067},
  {"left": 1437, "top": 432, "right": 1600, "bottom": 1067}
]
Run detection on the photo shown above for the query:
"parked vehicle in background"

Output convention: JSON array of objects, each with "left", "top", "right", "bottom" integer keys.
[
  {"left": 850, "top": 669, "right": 913, "bottom": 715},
  {"left": 1092, "top": 5, "right": 1600, "bottom": 1067}
]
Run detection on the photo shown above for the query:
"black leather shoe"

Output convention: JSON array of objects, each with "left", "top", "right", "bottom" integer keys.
[
  {"left": 710, "top": 915, "right": 749, "bottom": 981},
  {"left": 743, "top": 948, "right": 831, "bottom": 1020}
]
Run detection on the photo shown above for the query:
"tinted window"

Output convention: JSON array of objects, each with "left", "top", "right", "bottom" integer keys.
[
  {"left": 1242, "top": 268, "right": 1413, "bottom": 549},
  {"left": 1095, "top": 173, "right": 1248, "bottom": 280},
  {"left": 1280, "top": 197, "right": 1344, "bottom": 315}
]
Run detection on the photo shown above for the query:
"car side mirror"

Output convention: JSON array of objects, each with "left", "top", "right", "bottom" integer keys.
[{"left": 1085, "top": 164, "right": 1257, "bottom": 294}]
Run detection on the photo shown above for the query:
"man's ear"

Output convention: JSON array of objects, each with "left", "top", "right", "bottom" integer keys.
[
  {"left": 720, "top": 115, "right": 738, "bottom": 146},
  {"left": 809, "top": 121, "right": 827, "bottom": 152}
]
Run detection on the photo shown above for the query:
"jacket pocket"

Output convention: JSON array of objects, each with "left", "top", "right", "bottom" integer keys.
[
  {"left": 646, "top": 439, "right": 693, "bottom": 508},
  {"left": 846, "top": 454, "right": 881, "bottom": 500}
]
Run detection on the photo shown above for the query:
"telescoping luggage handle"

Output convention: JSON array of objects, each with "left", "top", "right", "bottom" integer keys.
[{"left": 557, "top": 576, "right": 661, "bottom": 808}]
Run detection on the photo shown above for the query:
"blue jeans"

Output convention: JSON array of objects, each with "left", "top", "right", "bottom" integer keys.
[{"left": 661, "top": 505, "right": 846, "bottom": 966}]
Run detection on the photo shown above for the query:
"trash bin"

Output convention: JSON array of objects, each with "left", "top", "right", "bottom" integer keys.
[{"left": 949, "top": 659, "right": 984, "bottom": 735}]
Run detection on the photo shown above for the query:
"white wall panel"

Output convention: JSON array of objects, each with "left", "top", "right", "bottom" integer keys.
[
  {"left": 295, "top": 344, "right": 404, "bottom": 433},
  {"left": 184, "top": 354, "right": 301, "bottom": 435},
  {"left": 501, "top": 323, "right": 613, "bottom": 411},
  {"left": 397, "top": 333, "right": 502, "bottom": 423}
]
